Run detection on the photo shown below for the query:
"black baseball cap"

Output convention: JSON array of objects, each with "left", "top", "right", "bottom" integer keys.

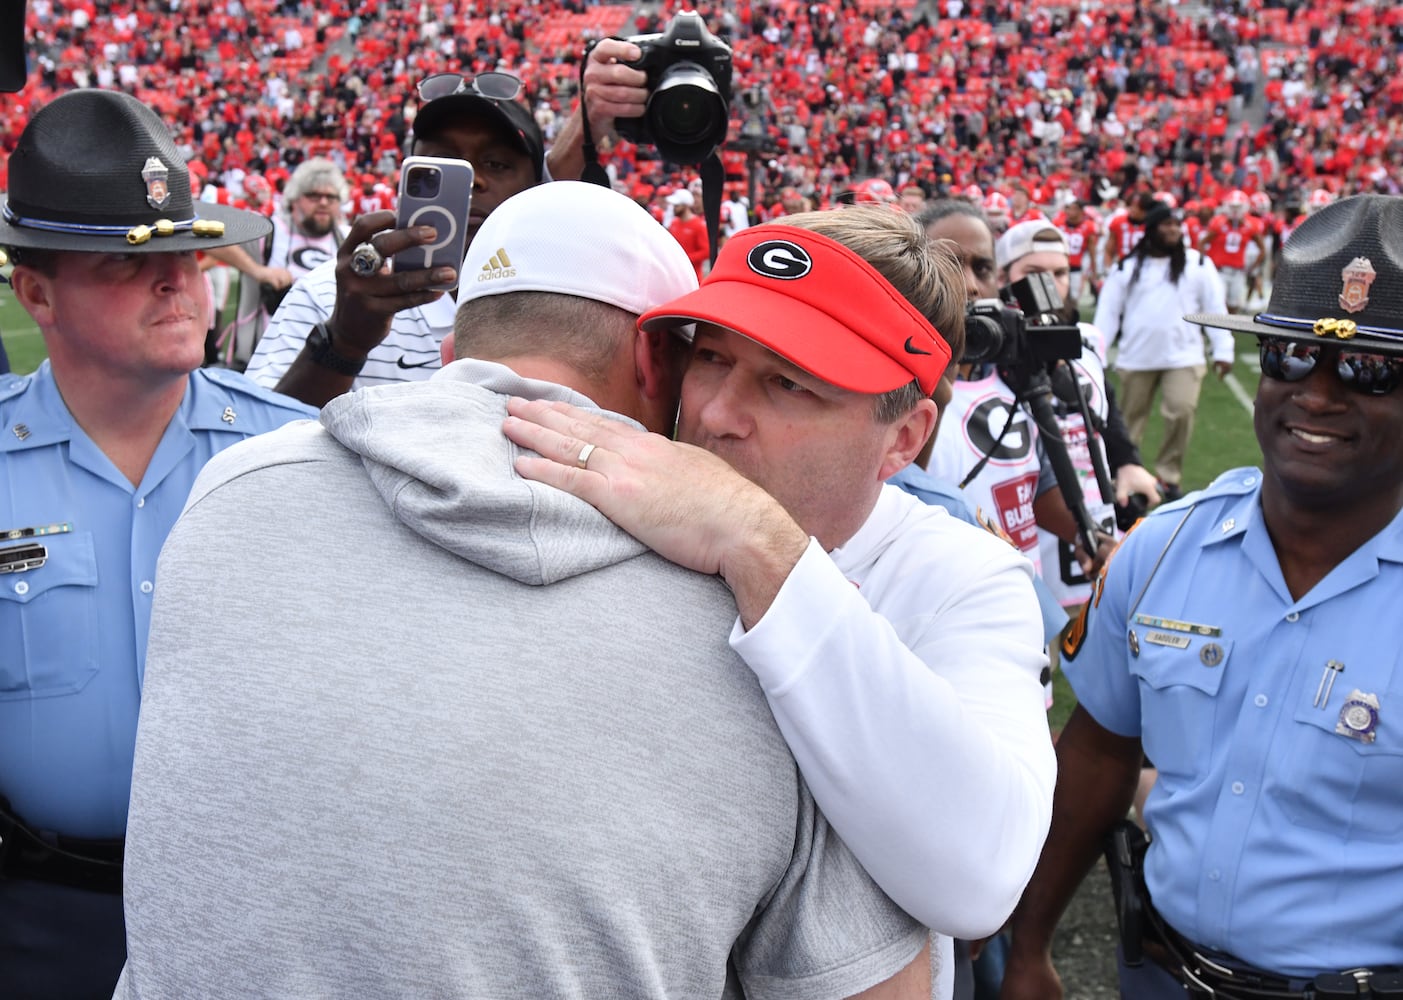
[{"left": 413, "top": 87, "right": 545, "bottom": 181}]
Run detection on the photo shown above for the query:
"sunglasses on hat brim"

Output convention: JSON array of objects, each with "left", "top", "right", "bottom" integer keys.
[
  {"left": 1259, "top": 336, "right": 1403, "bottom": 397},
  {"left": 417, "top": 71, "right": 523, "bottom": 104}
]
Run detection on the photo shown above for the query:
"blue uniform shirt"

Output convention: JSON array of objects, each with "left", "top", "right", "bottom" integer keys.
[
  {"left": 1064, "top": 467, "right": 1403, "bottom": 976},
  {"left": 0, "top": 363, "right": 315, "bottom": 838}
]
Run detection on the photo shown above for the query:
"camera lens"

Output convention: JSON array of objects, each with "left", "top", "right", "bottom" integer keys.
[
  {"left": 961, "top": 302, "right": 1009, "bottom": 366},
  {"left": 659, "top": 93, "right": 708, "bottom": 138},
  {"left": 406, "top": 166, "right": 441, "bottom": 199},
  {"left": 647, "top": 61, "right": 728, "bottom": 162}
]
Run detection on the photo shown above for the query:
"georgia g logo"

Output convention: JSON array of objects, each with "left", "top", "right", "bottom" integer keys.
[{"left": 747, "top": 240, "right": 812, "bottom": 280}]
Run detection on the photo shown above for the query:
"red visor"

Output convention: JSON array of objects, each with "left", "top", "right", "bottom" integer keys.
[{"left": 639, "top": 225, "right": 950, "bottom": 395}]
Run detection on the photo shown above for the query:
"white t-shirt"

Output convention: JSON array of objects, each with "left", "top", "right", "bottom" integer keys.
[{"left": 926, "top": 371, "right": 1045, "bottom": 574}]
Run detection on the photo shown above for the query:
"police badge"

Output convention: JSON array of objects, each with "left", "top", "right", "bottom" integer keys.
[
  {"left": 1335, "top": 689, "right": 1380, "bottom": 744},
  {"left": 141, "top": 156, "right": 171, "bottom": 210},
  {"left": 1338, "top": 257, "right": 1376, "bottom": 315}
]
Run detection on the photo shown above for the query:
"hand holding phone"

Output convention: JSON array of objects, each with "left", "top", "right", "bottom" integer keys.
[{"left": 392, "top": 156, "right": 475, "bottom": 291}]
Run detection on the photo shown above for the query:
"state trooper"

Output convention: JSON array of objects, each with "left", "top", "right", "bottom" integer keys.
[
  {"left": 0, "top": 90, "right": 314, "bottom": 998},
  {"left": 1001, "top": 193, "right": 1403, "bottom": 1000}
]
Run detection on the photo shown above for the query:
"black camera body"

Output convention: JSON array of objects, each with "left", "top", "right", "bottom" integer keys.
[
  {"left": 962, "top": 272, "right": 1082, "bottom": 380},
  {"left": 614, "top": 11, "right": 733, "bottom": 165}
]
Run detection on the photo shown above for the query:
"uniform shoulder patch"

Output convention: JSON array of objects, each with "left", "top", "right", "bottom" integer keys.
[
  {"left": 1061, "top": 600, "right": 1090, "bottom": 660},
  {"left": 1061, "top": 513, "right": 1148, "bottom": 661},
  {"left": 974, "top": 505, "right": 1018, "bottom": 549}
]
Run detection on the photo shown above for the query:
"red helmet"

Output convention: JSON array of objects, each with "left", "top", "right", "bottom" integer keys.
[
  {"left": 243, "top": 174, "right": 272, "bottom": 202},
  {"left": 983, "top": 191, "right": 1010, "bottom": 216},
  {"left": 852, "top": 178, "right": 897, "bottom": 205},
  {"left": 1250, "top": 191, "right": 1272, "bottom": 214},
  {"left": 1153, "top": 192, "right": 1178, "bottom": 209},
  {"left": 963, "top": 183, "right": 984, "bottom": 202},
  {"left": 1307, "top": 188, "right": 1335, "bottom": 213},
  {"left": 1224, "top": 189, "right": 1250, "bottom": 218}
]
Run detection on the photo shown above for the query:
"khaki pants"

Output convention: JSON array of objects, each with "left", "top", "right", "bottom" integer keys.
[{"left": 1118, "top": 365, "right": 1206, "bottom": 487}]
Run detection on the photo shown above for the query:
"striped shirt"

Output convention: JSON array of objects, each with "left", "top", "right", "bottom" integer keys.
[{"left": 245, "top": 260, "right": 454, "bottom": 391}]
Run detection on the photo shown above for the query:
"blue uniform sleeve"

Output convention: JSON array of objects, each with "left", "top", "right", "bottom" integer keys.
[{"left": 1060, "top": 525, "right": 1145, "bottom": 739}]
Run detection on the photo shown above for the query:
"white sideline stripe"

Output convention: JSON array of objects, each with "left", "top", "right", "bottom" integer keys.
[
  {"left": 3, "top": 325, "right": 42, "bottom": 340},
  {"left": 1223, "top": 372, "right": 1255, "bottom": 415}
]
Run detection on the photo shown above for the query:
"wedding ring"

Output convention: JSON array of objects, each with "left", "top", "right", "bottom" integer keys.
[
  {"left": 350, "top": 241, "right": 385, "bottom": 277},
  {"left": 576, "top": 443, "right": 596, "bottom": 469}
]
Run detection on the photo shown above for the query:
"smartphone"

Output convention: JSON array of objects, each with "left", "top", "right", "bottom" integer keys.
[{"left": 392, "top": 155, "right": 475, "bottom": 290}]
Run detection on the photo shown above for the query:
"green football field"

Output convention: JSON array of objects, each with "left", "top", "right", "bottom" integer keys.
[{"left": 0, "top": 282, "right": 44, "bottom": 375}]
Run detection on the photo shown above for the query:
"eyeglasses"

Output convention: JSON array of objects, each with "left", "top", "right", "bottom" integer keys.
[
  {"left": 302, "top": 192, "right": 340, "bottom": 203},
  {"left": 1259, "top": 336, "right": 1403, "bottom": 397},
  {"left": 417, "top": 71, "right": 523, "bottom": 104}
]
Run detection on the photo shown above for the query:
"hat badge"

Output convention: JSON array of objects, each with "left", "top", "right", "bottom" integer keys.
[
  {"left": 141, "top": 156, "right": 172, "bottom": 210},
  {"left": 1339, "top": 257, "right": 1376, "bottom": 315}
]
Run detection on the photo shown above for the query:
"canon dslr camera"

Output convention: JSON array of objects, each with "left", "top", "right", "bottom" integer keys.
[{"left": 613, "top": 11, "right": 733, "bottom": 165}]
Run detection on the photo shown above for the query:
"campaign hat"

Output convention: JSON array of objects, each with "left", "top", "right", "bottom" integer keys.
[
  {"left": 1187, "top": 195, "right": 1403, "bottom": 356},
  {"left": 0, "top": 89, "right": 270, "bottom": 253}
]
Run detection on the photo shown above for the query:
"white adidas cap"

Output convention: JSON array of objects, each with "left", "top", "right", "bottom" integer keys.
[{"left": 457, "top": 180, "right": 698, "bottom": 316}]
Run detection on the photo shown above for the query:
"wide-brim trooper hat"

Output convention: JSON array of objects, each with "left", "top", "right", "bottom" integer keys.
[
  {"left": 1187, "top": 194, "right": 1403, "bottom": 356},
  {"left": 0, "top": 89, "right": 270, "bottom": 254}
]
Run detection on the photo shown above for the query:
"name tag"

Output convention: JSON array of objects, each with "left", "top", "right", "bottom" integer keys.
[
  {"left": 1144, "top": 630, "right": 1191, "bottom": 649},
  {"left": 0, "top": 542, "right": 47, "bottom": 574}
]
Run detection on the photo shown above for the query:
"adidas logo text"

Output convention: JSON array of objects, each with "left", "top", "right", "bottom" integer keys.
[{"left": 479, "top": 248, "right": 516, "bottom": 281}]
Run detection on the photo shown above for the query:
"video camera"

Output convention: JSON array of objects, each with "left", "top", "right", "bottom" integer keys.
[
  {"left": 613, "top": 11, "right": 733, "bottom": 166},
  {"left": 961, "top": 272, "right": 1082, "bottom": 376},
  {"left": 962, "top": 272, "right": 1108, "bottom": 555}
]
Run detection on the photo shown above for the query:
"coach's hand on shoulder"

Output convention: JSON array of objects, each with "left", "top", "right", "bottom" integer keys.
[
  {"left": 504, "top": 397, "right": 810, "bottom": 628},
  {"left": 328, "top": 210, "right": 453, "bottom": 357}
]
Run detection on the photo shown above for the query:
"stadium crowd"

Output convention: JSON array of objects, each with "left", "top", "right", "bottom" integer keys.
[
  {"left": 4, "top": 0, "right": 1402, "bottom": 227},
  {"left": 4, "top": 3, "right": 1403, "bottom": 1000}
]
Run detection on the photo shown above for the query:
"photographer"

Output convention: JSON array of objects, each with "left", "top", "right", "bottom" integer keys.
[
  {"left": 244, "top": 54, "right": 631, "bottom": 408},
  {"left": 995, "top": 220, "right": 1161, "bottom": 608},
  {"left": 921, "top": 202, "right": 1115, "bottom": 591}
]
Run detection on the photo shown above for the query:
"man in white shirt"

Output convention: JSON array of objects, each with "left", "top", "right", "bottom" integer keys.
[
  {"left": 1093, "top": 203, "right": 1233, "bottom": 500},
  {"left": 503, "top": 206, "right": 1058, "bottom": 997}
]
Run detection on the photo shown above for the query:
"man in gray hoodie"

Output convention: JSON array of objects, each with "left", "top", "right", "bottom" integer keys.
[{"left": 116, "top": 182, "right": 929, "bottom": 1000}]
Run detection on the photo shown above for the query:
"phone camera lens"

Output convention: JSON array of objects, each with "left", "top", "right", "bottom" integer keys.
[{"left": 406, "top": 167, "right": 441, "bottom": 199}]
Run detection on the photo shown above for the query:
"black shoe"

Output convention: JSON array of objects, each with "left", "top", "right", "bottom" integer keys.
[{"left": 1157, "top": 481, "right": 1184, "bottom": 502}]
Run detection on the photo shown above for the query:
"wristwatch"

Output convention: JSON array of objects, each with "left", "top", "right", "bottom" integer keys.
[{"left": 306, "top": 320, "right": 366, "bottom": 376}]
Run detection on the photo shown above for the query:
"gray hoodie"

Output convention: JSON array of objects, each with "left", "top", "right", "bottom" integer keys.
[
  {"left": 120, "top": 359, "right": 924, "bottom": 1000},
  {"left": 323, "top": 359, "right": 646, "bottom": 585}
]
